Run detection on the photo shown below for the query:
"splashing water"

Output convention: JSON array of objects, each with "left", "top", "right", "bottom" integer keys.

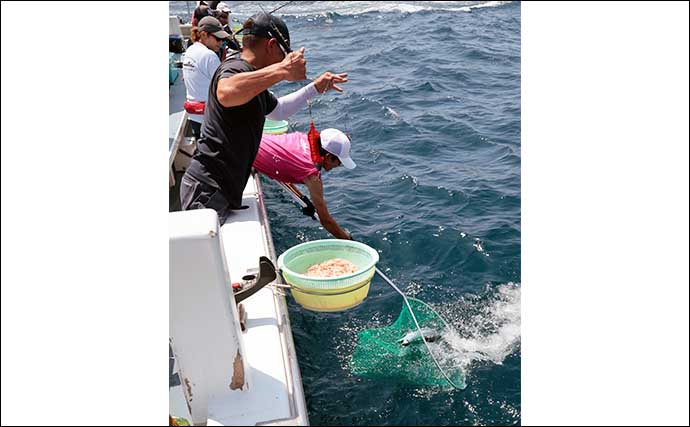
[
  {"left": 340, "top": 283, "right": 520, "bottom": 390},
  {"left": 438, "top": 283, "right": 521, "bottom": 368},
  {"left": 396, "top": 283, "right": 520, "bottom": 390}
]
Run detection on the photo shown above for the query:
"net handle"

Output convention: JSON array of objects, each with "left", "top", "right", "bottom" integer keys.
[
  {"left": 374, "top": 267, "right": 462, "bottom": 390},
  {"left": 406, "top": 296, "right": 454, "bottom": 333}
]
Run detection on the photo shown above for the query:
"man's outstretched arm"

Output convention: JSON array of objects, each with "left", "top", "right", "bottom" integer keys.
[
  {"left": 216, "top": 48, "right": 307, "bottom": 107},
  {"left": 302, "top": 175, "right": 351, "bottom": 240}
]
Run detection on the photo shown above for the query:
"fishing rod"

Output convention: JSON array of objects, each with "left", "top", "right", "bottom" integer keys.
[
  {"left": 258, "top": 2, "right": 292, "bottom": 53},
  {"left": 270, "top": 1, "right": 295, "bottom": 14},
  {"left": 276, "top": 181, "right": 462, "bottom": 389},
  {"left": 235, "top": 2, "right": 340, "bottom": 92}
]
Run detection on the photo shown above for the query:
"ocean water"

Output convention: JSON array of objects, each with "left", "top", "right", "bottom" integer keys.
[{"left": 170, "top": 1, "right": 520, "bottom": 425}]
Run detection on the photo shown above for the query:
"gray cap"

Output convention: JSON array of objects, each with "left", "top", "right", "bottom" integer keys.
[{"left": 198, "top": 16, "right": 230, "bottom": 39}]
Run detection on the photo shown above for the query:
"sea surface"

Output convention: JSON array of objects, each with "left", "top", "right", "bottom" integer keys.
[{"left": 170, "top": 1, "right": 521, "bottom": 425}]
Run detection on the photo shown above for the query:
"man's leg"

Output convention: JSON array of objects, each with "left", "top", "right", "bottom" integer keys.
[
  {"left": 179, "top": 173, "right": 202, "bottom": 211},
  {"left": 179, "top": 173, "right": 233, "bottom": 222}
]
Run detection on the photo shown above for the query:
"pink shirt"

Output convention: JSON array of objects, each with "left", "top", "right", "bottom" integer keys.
[{"left": 253, "top": 132, "right": 321, "bottom": 184}]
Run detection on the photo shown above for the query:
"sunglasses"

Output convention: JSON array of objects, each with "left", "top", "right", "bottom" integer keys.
[{"left": 211, "top": 34, "right": 224, "bottom": 42}]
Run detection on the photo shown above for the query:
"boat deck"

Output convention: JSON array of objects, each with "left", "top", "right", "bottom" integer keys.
[
  {"left": 205, "top": 174, "right": 308, "bottom": 425},
  {"left": 169, "top": 57, "right": 308, "bottom": 425}
]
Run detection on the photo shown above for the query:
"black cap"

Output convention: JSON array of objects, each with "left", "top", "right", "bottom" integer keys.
[
  {"left": 241, "top": 12, "right": 291, "bottom": 53},
  {"left": 198, "top": 16, "right": 230, "bottom": 39}
]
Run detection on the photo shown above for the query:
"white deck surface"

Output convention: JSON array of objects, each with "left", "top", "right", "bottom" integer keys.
[
  {"left": 200, "top": 175, "right": 292, "bottom": 425},
  {"left": 170, "top": 174, "right": 307, "bottom": 426}
]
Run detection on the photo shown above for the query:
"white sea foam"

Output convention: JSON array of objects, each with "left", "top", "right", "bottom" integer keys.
[
  {"left": 391, "top": 283, "right": 521, "bottom": 392},
  {"left": 439, "top": 283, "right": 521, "bottom": 368},
  {"left": 385, "top": 106, "right": 401, "bottom": 119},
  {"left": 225, "top": 1, "right": 513, "bottom": 18}
]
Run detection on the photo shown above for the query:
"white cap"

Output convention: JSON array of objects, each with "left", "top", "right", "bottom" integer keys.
[
  {"left": 215, "top": 2, "right": 231, "bottom": 13},
  {"left": 320, "top": 128, "right": 356, "bottom": 169}
]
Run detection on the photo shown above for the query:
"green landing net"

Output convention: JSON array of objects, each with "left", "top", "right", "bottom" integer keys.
[{"left": 350, "top": 297, "right": 466, "bottom": 389}]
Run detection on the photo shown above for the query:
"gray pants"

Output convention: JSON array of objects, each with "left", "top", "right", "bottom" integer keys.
[{"left": 179, "top": 173, "right": 232, "bottom": 222}]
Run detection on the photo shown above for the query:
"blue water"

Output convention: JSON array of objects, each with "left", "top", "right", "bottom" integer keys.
[{"left": 170, "top": 1, "right": 520, "bottom": 425}]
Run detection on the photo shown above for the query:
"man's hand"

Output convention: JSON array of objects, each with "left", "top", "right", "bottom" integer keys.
[
  {"left": 314, "top": 72, "right": 348, "bottom": 93},
  {"left": 282, "top": 47, "right": 307, "bottom": 81},
  {"left": 300, "top": 195, "right": 316, "bottom": 220}
]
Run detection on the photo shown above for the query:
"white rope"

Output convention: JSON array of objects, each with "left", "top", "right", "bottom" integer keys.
[{"left": 374, "top": 268, "right": 461, "bottom": 389}]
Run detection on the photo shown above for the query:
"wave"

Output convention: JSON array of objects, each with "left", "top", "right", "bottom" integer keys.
[
  {"left": 458, "top": 1, "right": 515, "bottom": 13},
  {"left": 225, "top": 1, "right": 514, "bottom": 19}
]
